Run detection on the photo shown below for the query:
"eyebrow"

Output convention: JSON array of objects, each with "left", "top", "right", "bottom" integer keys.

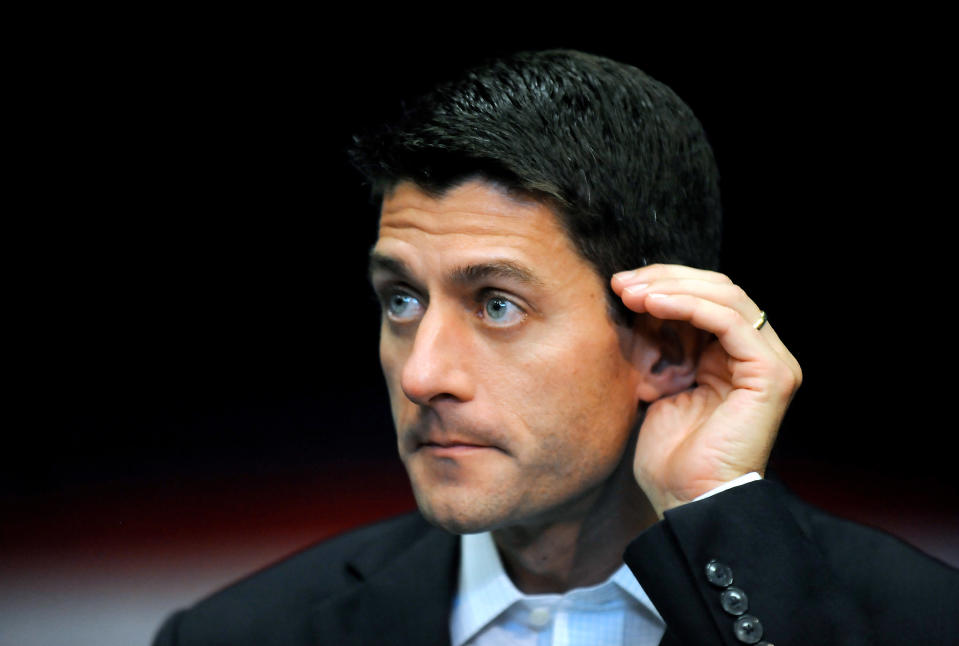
[
  {"left": 368, "top": 252, "right": 415, "bottom": 284},
  {"left": 447, "top": 260, "right": 542, "bottom": 287},
  {"left": 368, "top": 252, "right": 543, "bottom": 288}
]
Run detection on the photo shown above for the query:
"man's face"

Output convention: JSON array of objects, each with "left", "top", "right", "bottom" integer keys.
[{"left": 371, "top": 180, "right": 643, "bottom": 534}]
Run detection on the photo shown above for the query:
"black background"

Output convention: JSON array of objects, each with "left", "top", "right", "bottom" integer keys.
[{"left": 9, "top": 15, "right": 955, "bottom": 508}]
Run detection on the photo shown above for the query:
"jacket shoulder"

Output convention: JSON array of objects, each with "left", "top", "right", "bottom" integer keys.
[
  {"left": 153, "top": 511, "right": 443, "bottom": 646},
  {"left": 783, "top": 483, "right": 959, "bottom": 605}
]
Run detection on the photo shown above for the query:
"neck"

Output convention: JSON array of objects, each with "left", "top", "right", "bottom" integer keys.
[{"left": 491, "top": 438, "right": 657, "bottom": 594}]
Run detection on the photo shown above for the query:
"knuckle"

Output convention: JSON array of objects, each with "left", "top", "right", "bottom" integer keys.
[
  {"left": 728, "top": 284, "right": 748, "bottom": 304},
  {"left": 783, "top": 371, "right": 797, "bottom": 391},
  {"left": 710, "top": 271, "right": 733, "bottom": 285},
  {"left": 718, "top": 306, "right": 739, "bottom": 330},
  {"left": 778, "top": 363, "right": 801, "bottom": 392}
]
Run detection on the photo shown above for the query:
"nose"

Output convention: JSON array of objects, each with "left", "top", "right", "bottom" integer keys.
[{"left": 400, "top": 302, "right": 475, "bottom": 406}]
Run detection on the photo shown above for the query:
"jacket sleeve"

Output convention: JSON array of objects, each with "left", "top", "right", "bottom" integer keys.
[{"left": 624, "top": 479, "right": 959, "bottom": 645}]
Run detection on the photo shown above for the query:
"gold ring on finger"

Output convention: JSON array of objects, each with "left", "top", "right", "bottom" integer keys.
[{"left": 752, "top": 310, "right": 768, "bottom": 331}]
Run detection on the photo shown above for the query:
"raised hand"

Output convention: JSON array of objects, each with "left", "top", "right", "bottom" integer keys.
[{"left": 611, "top": 265, "right": 802, "bottom": 518}]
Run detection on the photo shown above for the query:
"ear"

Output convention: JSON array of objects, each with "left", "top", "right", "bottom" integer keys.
[{"left": 624, "top": 315, "right": 708, "bottom": 403}]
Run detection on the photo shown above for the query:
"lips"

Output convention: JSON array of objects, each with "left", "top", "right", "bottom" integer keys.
[
  {"left": 420, "top": 437, "right": 491, "bottom": 449},
  {"left": 401, "top": 412, "right": 507, "bottom": 456},
  {"left": 418, "top": 441, "right": 498, "bottom": 458},
  {"left": 413, "top": 431, "right": 506, "bottom": 457}
]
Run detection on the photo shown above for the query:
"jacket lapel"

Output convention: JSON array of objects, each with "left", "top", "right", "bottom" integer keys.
[
  {"left": 309, "top": 518, "right": 681, "bottom": 646},
  {"left": 311, "top": 523, "right": 459, "bottom": 646}
]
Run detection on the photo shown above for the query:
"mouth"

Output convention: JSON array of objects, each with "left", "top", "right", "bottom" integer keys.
[
  {"left": 402, "top": 414, "right": 508, "bottom": 458},
  {"left": 416, "top": 438, "right": 502, "bottom": 458}
]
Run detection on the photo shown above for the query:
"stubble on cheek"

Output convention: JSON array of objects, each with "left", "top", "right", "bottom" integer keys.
[{"left": 521, "top": 342, "right": 637, "bottom": 506}]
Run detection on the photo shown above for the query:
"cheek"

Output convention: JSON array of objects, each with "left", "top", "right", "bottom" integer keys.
[
  {"left": 520, "top": 321, "right": 635, "bottom": 405},
  {"left": 379, "top": 333, "right": 411, "bottom": 416},
  {"left": 379, "top": 320, "right": 408, "bottom": 382},
  {"left": 506, "top": 331, "right": 638, "bottom": 464}
]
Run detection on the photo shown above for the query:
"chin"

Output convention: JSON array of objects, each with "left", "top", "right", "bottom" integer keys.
[
  {"left": 422, "top": 512, "right": 490, "bottom": 536},
  {"left": 402, "top": 451, "right": 521, "bottom": 534},
  {"left": 412, "top": 486, "right": 514, "bottom": 535}
]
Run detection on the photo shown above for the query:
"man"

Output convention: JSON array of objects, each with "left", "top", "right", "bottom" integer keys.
[{"left": 154, "top": 50, "right": 958, "bottom": 645}]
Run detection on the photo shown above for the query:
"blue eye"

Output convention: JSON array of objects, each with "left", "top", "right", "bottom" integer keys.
[
  {"left": 483, "top": 297, "right": 524, "bottom": 325},
  {"left": 385, "top": 292, "right": 424, "bottom": 322}
]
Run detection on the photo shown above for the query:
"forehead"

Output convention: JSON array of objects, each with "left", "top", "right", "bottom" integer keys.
[{"left": 374, "top": 180, "right": 578, "bottom": 264}]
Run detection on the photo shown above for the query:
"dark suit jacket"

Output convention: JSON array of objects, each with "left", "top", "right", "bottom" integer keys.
[{"left": 153, "top": 480, "right": 959, "bottom": 645}]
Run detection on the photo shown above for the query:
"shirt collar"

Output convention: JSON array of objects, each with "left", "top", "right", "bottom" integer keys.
[{"left": 450, "top": 532, "right": 662, "bottom": 646}]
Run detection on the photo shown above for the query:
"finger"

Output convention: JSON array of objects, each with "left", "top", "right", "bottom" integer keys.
[
  {"left": 611, "top": 264, "right": 732, "bottom": 294},
  {"left": 614, "top": 273, "right": 800, "bottom": 379},
  {"left": 641, "top": 292, "right": 802, "bottom": 385},
  {"left": 618, "top": 278, "right": 760, "bottom": 324}
]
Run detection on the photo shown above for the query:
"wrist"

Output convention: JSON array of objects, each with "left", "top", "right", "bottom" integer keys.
[
  {"left": 647, "top": 472, "right": 764, "bottom": 518},
  {"left": 691, "top": 472, "right": 763, "bottom": 502}
]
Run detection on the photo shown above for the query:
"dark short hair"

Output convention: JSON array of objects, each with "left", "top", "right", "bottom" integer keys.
[{"left": 349, "top": 49, "right": 722, "bottom": 323}]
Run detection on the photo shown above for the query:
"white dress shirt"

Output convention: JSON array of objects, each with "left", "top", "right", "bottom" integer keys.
[
  {"left": 450, "top": 473, "right": 762, "bottom": 646},
  {"left": 450, "top": 531, "right": 665, "bottom": 646}
]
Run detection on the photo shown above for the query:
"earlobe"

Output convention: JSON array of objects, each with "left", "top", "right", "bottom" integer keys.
[{"left": 627, "top": 316, "right": 704, "bottom": 403}]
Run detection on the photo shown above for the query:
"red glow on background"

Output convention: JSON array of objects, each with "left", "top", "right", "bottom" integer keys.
[{"left": 2, "top": 456, "right": 956, "bottom": 646}]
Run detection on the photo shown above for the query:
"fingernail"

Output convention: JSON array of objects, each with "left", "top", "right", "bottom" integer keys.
[
  {"left": 623, "top": 283, "right": 649, "bottom": 296},
  {"left": 613, "top": 269, "right": 640, "bottom": 279}
]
